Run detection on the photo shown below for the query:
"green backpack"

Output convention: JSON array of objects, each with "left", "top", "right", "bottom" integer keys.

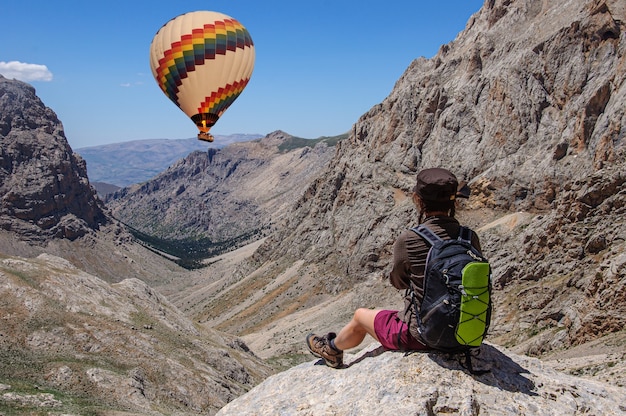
[{"left": 409, "top": 225, "right": 492, "bottom": 354}]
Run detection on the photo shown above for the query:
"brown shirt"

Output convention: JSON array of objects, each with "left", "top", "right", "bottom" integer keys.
[{"left": 388, "top": 215, "right": 482, "bottom": 337}]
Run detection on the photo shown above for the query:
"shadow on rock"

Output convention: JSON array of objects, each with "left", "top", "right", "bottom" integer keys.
[
  {"left": 345, "top": 346, "right": 387, "bottom": 368},
  {"left": 312, "top": 343, "right": 537, "bottom": 397},
  {"left": 425, "top": 344, "right": 538, "bottom": 396},
  {"left": 311, "top": 346, "right": 387, "bottom": 369}
]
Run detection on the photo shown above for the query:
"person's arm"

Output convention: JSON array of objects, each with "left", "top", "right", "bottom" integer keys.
[
  {"left": 471, "top": 229, "right": 483, "bottom": 253},
  {"left": 389, "top": 233, "right": 412, "bottom": 290}
]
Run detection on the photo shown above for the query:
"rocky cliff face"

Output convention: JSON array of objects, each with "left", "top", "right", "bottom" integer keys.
[
  {"left": 0, "top": 76, "right": 106, "bottom": 240},
  {"left": 182, "top": 0, "right": 626, "bottom": 363}
]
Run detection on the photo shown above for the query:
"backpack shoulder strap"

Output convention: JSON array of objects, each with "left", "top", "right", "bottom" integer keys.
[
  {"left": 410, "top": 224, "right": 443, "bottom": 247},
  {"left": 458, "top": 226, "right": 473, "bottom": 243}
]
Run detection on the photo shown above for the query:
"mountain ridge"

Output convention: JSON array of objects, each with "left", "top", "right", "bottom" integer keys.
[
  {"left": 105, "top": 130, "right": 340, "bottom": 262},
  {"left": 75, "top": 134, "right": 263, "bottom": 188}
]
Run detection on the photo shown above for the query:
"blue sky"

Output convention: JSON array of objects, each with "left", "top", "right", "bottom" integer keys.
[{"left": 1, "top": 1, "right": 483, "bottom": 148}]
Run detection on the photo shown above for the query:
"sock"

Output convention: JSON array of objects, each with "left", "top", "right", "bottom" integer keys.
[{"left": 329, "top": 338, "right": 342, "bottom": 352}]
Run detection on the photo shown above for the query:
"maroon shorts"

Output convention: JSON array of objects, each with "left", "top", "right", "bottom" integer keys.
[{"left": 374, "top": 310, "right": 429, "bottom": 351}]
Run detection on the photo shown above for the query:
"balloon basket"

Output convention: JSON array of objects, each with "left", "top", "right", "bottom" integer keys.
[{"left": 197, "top": 132, "right": 214, "bottom": 142}]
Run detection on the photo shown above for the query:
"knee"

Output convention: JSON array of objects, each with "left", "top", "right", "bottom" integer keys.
[{"left": 353, "top": 308, "right": 372, "bottom": 323}]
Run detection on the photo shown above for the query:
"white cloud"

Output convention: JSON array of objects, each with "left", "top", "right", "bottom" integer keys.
[{"left": 0, "top": 61, "right": 53, "bottom": 82}]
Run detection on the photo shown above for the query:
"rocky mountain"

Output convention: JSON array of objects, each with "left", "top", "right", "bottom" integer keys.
[
  {"left": 0, "top": 252, "right": 271, "bottom": 415},
  {"left": 211, "top": 1, "right": 626, "bottom": 411},
  {"left": 75, "top": 134, "right": 263, "bottom": 189},
  {"left": 0, "top": 76, "right": 274, "bottom": 415},
  {"left": 0, "top": 75, "right": 107, "bottom": 241},
  {"left": 156, "top": 0, "right": 626, "bottom": 378},
  {"left": 105, "top": 131, "right": 340, "bottom": 260}
]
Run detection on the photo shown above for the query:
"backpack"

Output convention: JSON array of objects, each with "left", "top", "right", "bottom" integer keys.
[{"left": 409, "top": 225, "right": 492, "bottom": 355}]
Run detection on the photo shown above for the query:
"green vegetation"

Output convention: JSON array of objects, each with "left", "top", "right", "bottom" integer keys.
[
  {"left": 0, "top": 359, "right": 117, "bottom": 415},
  {"left": 1, "top": 268, "right": 40, "bottom": 289},
  {"left": 0, "top": 388, "right": 112, "bottom": 416},
  {"left": 0, "top": 347, "right": 43, "bottom": 381},
  {"left": 277, "top": 133, "right": 348, "bottom": 153},
  {"left": 125, "top": 224, "right": 265, "bottom": 269}
]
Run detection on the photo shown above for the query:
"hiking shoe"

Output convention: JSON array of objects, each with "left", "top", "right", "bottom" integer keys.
[{"left": 306, "top": 332, "right": 344, "bottom": 368}]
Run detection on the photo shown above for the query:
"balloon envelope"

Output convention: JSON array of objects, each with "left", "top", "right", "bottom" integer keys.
[{"left": 149, "top": 11, "right": 255, "bottom": 141}]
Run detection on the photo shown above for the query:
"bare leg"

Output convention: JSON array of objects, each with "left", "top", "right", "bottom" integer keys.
[{"left": 333, "top": 308, "right": 382, "bottom": 351}]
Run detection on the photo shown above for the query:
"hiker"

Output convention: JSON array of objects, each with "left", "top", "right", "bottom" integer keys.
[{"left": 306, "top": 167, "right": 482, "bottom": 368}]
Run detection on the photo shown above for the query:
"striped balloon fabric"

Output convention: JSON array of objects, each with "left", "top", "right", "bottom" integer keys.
[{"left": 149, "top": 11, "right": 255, "bottom": 141}]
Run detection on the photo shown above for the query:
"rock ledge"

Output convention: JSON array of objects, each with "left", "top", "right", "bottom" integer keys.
[{"left": 218, "top": 342, "right": 626, "bottom": 415}]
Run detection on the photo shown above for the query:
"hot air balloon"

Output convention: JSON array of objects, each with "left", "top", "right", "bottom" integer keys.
[{"left": 149, "top": 11, "right": 255, "bottom": 142}]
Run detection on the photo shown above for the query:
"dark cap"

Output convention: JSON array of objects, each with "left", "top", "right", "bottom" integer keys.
[{"left": 413, "top": 168, "right": 459, "bottom": 202}]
